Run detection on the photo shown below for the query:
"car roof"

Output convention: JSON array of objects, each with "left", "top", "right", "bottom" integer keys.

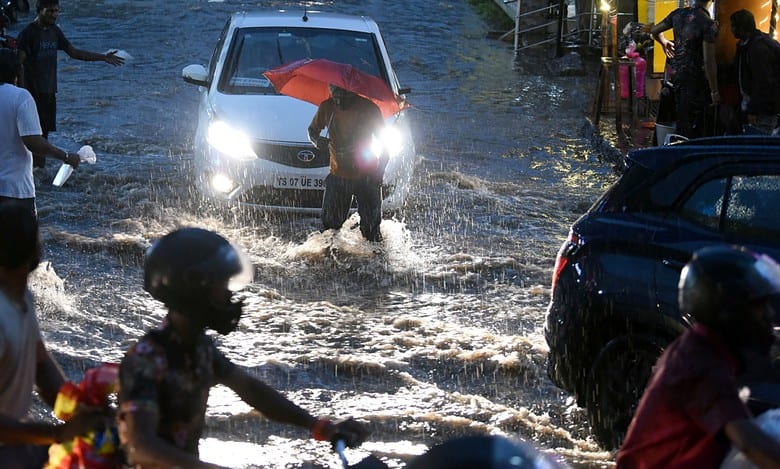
[
  {"left": 229, "top": 10, "right": 380, "bottom": 33},
  {"left": 626, "top": 135, "right": 780, "bottom": 171}
]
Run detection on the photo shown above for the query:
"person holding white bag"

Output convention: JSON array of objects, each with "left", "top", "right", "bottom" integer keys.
[{"left": 0, "top": 47, "right": 81, "bottom": 217}]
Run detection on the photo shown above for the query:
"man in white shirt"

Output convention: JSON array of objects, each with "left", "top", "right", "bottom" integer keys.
[
  {"left": 0, "top": 202, "right": 108, "bottom": 468},
  {"left": 0, "top": 47, "right": 79, "bottom": 217}
]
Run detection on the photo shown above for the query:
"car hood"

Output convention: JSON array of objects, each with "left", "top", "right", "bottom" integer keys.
[{"left": 209, "top": 93, "right": 318, "bottom": 143}]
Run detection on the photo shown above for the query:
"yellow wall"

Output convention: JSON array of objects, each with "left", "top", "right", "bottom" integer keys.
[
  {"left": 645, "top": 0, "right": 778, "bottom": 74},
  {"left": 651, "top": 0, "right": 681, "bottom": 74}
]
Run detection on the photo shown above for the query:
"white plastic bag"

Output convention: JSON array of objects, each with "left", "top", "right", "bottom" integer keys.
[
  {"left": 77, "top": 145, "right": 96, "bottom": 164},
  {"left": 52, "top": 145, "right": 97, "bottom": 187}
]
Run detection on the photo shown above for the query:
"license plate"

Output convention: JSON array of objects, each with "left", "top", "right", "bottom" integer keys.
[{"left": 273, "top": 175, "right": 325, "bottom": 190}]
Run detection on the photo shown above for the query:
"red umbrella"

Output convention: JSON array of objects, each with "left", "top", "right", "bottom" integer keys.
[{"left": 264, "top": 58, "right": 407, "bottom": 118}]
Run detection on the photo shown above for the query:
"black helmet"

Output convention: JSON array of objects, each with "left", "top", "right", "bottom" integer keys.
[
  {"left": 679, "top": 245, "right": 780, "bottom": 350},
  {"left": 144, "top": 227, "right": 253, "bottom": 334},
  {"left": 406, "top": 435, "right": 567, "bottom": 469}
]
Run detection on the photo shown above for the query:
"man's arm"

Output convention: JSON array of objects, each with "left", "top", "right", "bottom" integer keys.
[
  {"left": 0, "top": 413, "right": 64, "bottom": 445},
  {"left": 725, "top": 418, "right": 780, "bottom": 468},
  {"left": 308, "top": 105, "right": 327, "bottom": 147},
  {"left": 35, "top": 340, "right": 65, "bottom": 407},
  {"left": 119, "top": 409, "right": 226, "bottom": 469},
  {"left": 0, "top": 408, "right": 110, "bottom": 446},
  {"left": 0, "top": 342, "right": 109, "bottom": 446},
  {"left": 21, "top": 135, "right": 80, "bottom": 168},
  {"left": 650, "top": 21, "right": 675, "bottom": 59},
  {"left": 15, "top": 49, "right": 27, "bottom": 87},
  {"left": 220, "top": 365, "right": 368, "bottom": 447},
  {"left": 222, "top": 365, "right": 317, "bottom": 429},
  {"left": 64, "top": 45, "right": 123, "bottom": 66},
  {"left": 703, "top": 41, "right": 719, "bottom": 105}
]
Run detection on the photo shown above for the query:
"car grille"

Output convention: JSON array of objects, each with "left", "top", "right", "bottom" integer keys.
[
  {"left": 239, "top": 186, "right": 325, "bottom": 209},
  {"left": 252, "top": 141, "right": 329, "bottom": 169}
]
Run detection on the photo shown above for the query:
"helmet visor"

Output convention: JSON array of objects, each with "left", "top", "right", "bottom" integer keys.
[
  {"left": 223, "top": 242, "right": 254, "bottom": 291},
  {"left": 186, "top": 240, "right": 254, "bottom": 292}
]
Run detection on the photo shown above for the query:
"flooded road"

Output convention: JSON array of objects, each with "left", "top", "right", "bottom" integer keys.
[{"left": 9, "top": 0, "right": 619, "bottom": 467}]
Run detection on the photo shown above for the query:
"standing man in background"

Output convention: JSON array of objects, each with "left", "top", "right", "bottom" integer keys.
[
  {"left": 649, "top": 0, "right": 719, "bottom": 139},
  {"left": 730, "top": 9, "right": 780, "bottom": 135},
  {"left": 16, "top": 0, "right": 123, "bottom": 168},
  {"left": 0, "top": 48, "right": 80, "bottom": 217}
]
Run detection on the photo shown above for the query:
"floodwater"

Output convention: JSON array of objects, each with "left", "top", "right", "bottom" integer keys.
[{"left": 8, "top": 0, "right": 621, "bottom": 467}]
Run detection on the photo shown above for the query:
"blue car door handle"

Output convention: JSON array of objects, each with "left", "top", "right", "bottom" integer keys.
[{"left": 662, "top": 258, "right": 685, "bottom": 270}]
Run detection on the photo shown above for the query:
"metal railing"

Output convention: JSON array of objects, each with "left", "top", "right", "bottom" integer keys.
[{"left": 502, "top": 0, "right": 601, "bottom": 54}]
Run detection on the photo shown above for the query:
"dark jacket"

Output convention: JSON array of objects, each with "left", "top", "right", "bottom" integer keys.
[{"left": 736, "top": 31, "right": 780, "bottom": 115}]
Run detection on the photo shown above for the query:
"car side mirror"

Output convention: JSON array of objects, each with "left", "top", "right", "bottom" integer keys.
[
  {"left": 182, "top": 64, "right": 210, "bottom": 87},
  {"left": 398, "top": 87, "right": 411, "bottom": 95}
]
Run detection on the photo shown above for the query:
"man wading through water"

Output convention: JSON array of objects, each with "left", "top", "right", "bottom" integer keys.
[
  {"left": 16, "top": 0, "right": 123, "bottom": 168},
  {"left": 308, "top": 84, "right": 389, "bottom": 243}
]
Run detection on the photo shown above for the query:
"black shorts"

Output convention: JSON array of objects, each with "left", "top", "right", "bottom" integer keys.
[
  {"left": 31, "top": 92, "right": 56, "bottom": 133},
  {"left": 0, "top": 196, "right": 37, "bottom": 218}
]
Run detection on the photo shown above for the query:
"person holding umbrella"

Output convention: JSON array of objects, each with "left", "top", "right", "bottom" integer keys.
[{"left": 308, "top": 83, "right": 389, "bottom": 243}]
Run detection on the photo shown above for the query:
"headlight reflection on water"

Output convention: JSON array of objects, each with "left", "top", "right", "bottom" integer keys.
[
  {"left": 210, "top": 173, "right": 236, "bottom": 194},
  {"left": 207, "top": 121, "right": 258, "bottom": 161}
]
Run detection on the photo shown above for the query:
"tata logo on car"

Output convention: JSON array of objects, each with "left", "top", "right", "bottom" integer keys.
[{"left": 297, "top": 150, "right": 316, "bottom": 163}]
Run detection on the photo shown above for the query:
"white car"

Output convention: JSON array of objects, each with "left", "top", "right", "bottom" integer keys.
[{"left": 181, "top": 10, "right": 417, "bottom": 213}]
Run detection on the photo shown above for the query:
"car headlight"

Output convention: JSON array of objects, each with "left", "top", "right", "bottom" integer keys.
[
  {"left": 372, "top": 125, "right": 405, "bottom": 159},
  {"left": 206, "top": 121, "right": 258, "bottom": 161}
]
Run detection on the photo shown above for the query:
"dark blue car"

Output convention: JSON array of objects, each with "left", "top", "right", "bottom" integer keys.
[{"left": 544, "top": 135, "right": 780, "bottom": 449}]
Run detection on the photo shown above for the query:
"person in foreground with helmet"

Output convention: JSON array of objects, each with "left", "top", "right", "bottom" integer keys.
[
  {"left": 617, "top": 245, "right": 780, "bottom": 468},
  {"left": 0, "top": 202, "right": 110, "bottom": 468},
  {"left": 117, "top": 227, "right": 368, "bottom": 469}
]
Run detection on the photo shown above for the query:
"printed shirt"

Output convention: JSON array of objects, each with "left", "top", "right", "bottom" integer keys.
[
  {"left": 616, "top": 324, "right": 750, "bottom": 468},
  {"left": 661, "top": 6, "right": 718, "bottom": 86},
  {"left": 0, "top": 289, "right": 41, "bottom": 419},
  {"left": 118, "top": 324, "right": 234, "bottom": 455},
  {"left": 308, "top": 96, "right": 385, "bottom": 180},
  {"left": 16, "top": 21, "right": 71, "bottom": 94}
]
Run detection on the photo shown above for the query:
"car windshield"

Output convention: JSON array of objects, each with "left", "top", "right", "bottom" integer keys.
[{"left": 219, "top": 27, "right": 385, "bottom": 95}]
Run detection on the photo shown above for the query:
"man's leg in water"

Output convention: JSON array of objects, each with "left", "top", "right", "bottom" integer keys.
[
  {"left": 356, "top": 177, "right": 382, "bottom": 242},
  {"left": 322, "top": 174, "right": 352, "bottom": 231}
]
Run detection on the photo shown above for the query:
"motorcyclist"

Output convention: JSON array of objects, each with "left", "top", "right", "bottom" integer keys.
[
  {"left": 117, "top": 227, "right": 368, "bottom": 469},
  {"left": 617, "top": 245, "right": 780, "bottom": 468}
]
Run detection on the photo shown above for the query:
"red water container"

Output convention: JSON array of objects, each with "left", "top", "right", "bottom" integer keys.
[{"left": 619, "top": 49, "right": 647, "bottom": 99}]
